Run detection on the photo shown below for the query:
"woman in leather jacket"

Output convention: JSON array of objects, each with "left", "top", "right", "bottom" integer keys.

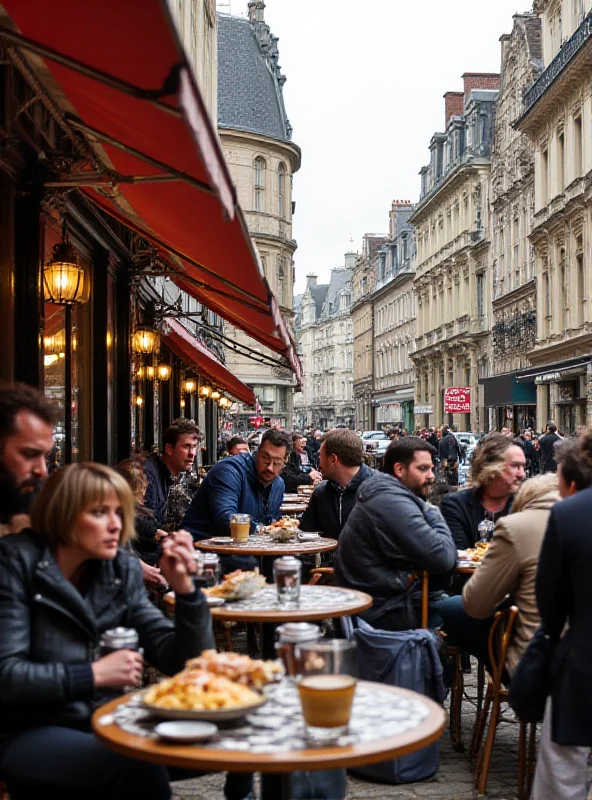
[{"left": 0, "top": 462, "right": 220, "bottom": 799}]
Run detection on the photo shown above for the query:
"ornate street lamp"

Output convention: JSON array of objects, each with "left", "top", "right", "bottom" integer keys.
[
  {"left": 157, "top": 364, "right": 171, "bottom": 381},
  {"left": 43, "top": 222, "right": 88, "bottom": 305},
  {"left": 211, "top": 390, "right": 221, "bottom": 400},
  {"left": 132, "top": 326, "right": 160, "bottom": 355},
  {"left": 182, "top": 378, "right": 197, "bottom": 394},
  {"left": 200, "top": 385, "right": 212, "bottom": 397}
]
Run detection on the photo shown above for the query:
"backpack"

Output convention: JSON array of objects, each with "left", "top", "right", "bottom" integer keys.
[{"left": 348, "top": 618, "right": 445, "bottom": 784}]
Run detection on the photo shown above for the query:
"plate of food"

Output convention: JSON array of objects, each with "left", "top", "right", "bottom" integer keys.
[
  {"left": 463, "top": 542, "right": 490, "bottom": 563},
  {"left": 265, "top": 517, "right": 300, "bottom": 541},
  {"left": 142, "top": 651, "right": 282, "bottom": 721},
  {"left": 203, "top": 569, "right": 267, "bottom": 601}
]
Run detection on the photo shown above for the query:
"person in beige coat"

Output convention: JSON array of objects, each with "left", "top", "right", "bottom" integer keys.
[
  {"left": 439, "top": 473, "right": 559, "bottom": 674},
  {"left": 462, "top": 473, "right": 560, "bottom": 674}
]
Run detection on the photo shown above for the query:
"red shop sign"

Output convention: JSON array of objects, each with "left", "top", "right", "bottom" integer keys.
[{"left": 444, "top": 387, "right": 471, "bottom": 414}]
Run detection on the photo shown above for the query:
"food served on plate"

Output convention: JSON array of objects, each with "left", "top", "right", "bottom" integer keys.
[
  {"left": 464, "top": 542, "right": 490, "bottom": 562},
  {"left": 202, "top": 569, "right": 267, "bottom": 600},
  {"left": 184, "top": 650, "right": 283, "bottom": 688},
  {"left": 267, "top": 517, "right": 300, "bottom": 530},
  {"left": 144, "top": 669, "right": 262, "bottom": 711}
]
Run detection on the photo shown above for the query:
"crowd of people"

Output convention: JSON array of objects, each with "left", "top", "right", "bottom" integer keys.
[{"left": 0, "top": 378, "right": 589, "bottom": 799}]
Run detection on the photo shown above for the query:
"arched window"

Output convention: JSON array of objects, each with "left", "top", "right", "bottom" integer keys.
[
  {"left": 278, "top": 162, "right": 286, "bottom": 217},
  {"left": 254, "top": 157, "right": 266, "bottom": 212}
]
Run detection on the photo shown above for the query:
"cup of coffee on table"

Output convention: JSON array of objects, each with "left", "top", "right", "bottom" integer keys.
[
  {"left": 230, "top": 513, "right": 251, "bottom": 543},
  {"left": 297, "top": 639, "right": 357, "bottom": 745}
]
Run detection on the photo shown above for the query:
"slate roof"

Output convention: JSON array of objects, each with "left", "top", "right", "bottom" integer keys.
[
  {"left": 310, "top": 285, "right": 329, "bottom": 321},
  {"left": 320, "top": 269, "right": 352, "bottom": 320},
  {"left": 218, "top": 14, "right": 292, "bottom": 142}
]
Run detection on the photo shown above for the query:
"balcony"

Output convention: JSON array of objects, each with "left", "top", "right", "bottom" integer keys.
[{"left": 521, "top": 12, "right": 592, "bottom": 117}]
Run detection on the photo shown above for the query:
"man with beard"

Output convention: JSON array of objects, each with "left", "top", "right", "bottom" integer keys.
[
  {"left": 0, "top": 383, "right": 54, "bottom": 534},
  {"left": 335, "top": 437, "right": 456, "bottom": 630}
]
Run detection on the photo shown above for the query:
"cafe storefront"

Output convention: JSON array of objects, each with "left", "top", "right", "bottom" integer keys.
[
  {"left": 516, "top": 356, "right": 592, "bottom": 435},
  {"left": 0, "top": 0, "right": 299, "bottom": 467},
  {"left": 481, "top": 372, "right": 537, "bottom": 434}
]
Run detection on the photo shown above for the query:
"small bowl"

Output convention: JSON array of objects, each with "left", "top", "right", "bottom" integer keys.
[
  {"left": 155, "top": 721, "right": 218, "bottom": 742},
  {"left": 298, "top": 532, "right": 321, "bottom": 542}
]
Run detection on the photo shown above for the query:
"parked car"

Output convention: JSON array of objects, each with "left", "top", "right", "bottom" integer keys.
[
  {"left": 361, "top": 431, "right": 390, "bottom": 458},
  {"left": 454, "top": 432, "right": 478, "bottom": 462}
]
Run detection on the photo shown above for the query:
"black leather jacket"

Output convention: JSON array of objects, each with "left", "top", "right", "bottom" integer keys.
[{"left": 0, "top": 531, "right": 213, "bottom": 740}]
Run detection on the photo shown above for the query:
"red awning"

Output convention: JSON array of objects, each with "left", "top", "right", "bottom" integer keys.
[
  {"left": 164, "top": 319, "right": 255, "bottom": 408},
  {"left": 0, "top": 0, "right": 301, "bottom": 381}
]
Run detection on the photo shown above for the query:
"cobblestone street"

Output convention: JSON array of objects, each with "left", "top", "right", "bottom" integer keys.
[{"left": 172, "top": 666, "right": 525, "bottom": 800}]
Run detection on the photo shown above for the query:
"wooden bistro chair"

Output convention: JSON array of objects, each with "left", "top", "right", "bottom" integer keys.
[
  {"left": 308, "top": 567, "right": 335, "bottom": 586},
  {"left": 470, "top": 606, "right": 537, "bottom": 799},
  {"left": 417, "top": 571, "right": 464, "bottom": 751}
]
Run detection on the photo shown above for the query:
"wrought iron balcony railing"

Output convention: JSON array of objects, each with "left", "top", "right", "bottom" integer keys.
[{"left": 523, "top": 12, "right": 592, "bottom": 113}]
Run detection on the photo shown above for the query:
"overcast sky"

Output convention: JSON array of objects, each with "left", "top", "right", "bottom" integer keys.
[{"left": 219, "top": 1, "right": 531, "bottom": 294}]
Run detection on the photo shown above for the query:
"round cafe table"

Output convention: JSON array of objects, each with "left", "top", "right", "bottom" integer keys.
[
  {"left": 280, "top": 503, "right": 308, "bottom": 514},
  {"left": 195, "top": 534, "right": 336, "bottom": 558},
  {"left": 92, "top": 681, "right": 446, "bottom": 800},
  {"left": 164, "top": 585, "right": 372, "bottom": 658}
]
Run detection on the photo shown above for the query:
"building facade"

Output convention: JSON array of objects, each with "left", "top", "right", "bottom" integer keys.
[
  {"left": 483, "top": 14, "right": 542, "bottom": 433},
  {"left": 166, "top": 0, "right": 218, "bottom": 122},
  {"left": 352, "top": 234, "right": 387, "bottom": 430},
  {"left": 295, "top": 259, "right": 354, "bottom": 430},
  {"left": 411, "top": 74, "right": 500, "bottom": 433},
  {"left": 515, "top": 0, "right": 592, "bottom": 434},
  {"left": 293, "top": 275, "right": 329, "bottom": 429},
  {"left": 217, "top": 1, "right": 301, "bottom": 429},
  {"left": 372, "top": 202, "right": 417, "bottom": 432}
]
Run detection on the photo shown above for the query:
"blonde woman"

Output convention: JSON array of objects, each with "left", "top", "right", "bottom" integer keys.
[
  {"left": 0, "top": 462, "right": 219, "bottom": 799},
  {"left": 441, "top": 432, "right": 526, "bottom": 550}
]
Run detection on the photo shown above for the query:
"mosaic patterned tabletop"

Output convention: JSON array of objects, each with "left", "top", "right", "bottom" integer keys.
[
  {"left": 97, "top": 680, "right": 432, "bottom": 754},
  {"left": 210, "top": 585, "right": 368, "bottom": 616},
  {"left": 196, "top": 535, "right": 336, "bottom": 555}
]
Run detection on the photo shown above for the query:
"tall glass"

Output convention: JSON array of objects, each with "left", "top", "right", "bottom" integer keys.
[
  {"left": 273, "top": 556, "right": 302, "bottom": 606},
  {"left": 297, "top": 640, "right": 357, "bottom": 745},
  {"left": 230, "top": 513, "right": 251, "bottom": 543}
]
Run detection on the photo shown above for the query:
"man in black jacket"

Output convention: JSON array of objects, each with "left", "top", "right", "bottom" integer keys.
[
  {"left": 280, "top": 432, "right": 321, "bottom": 494},
  {"left": 300, "top": 429, "right": 372, "bottom": 540},
  {"left": 335, "top": 437, "right": 456, "bottom": 630},
  {"left": 143, "top": 420, "right": 199, "bottom": 525},
  {"left": 539, "top": 422, "right": 562, "bottom": 473},
  {"left": 0, "top": 382, "right": 55, "bottom": 534}
]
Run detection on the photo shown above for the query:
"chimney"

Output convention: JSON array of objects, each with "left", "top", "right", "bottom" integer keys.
[
  {"left": 444, "top": 91, "right": 464, "bottom": 127},
  {"left": 462, "top": 72, "right": 501, "bottom": 103},
  {"left": 306, "top": 274, "right": 317, "bottom": 288},
  {"left": 248, "top": 1, "right": 266, "bottom": 23}
]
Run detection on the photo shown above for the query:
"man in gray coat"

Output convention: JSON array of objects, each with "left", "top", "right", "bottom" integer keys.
[{"left": 335, "top": 437, "right": 457, "bottom": 630}]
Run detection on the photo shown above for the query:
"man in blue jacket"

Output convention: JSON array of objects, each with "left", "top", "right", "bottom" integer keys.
[{"left": 181, "top": 428, "right": 290, "bottom": 573}]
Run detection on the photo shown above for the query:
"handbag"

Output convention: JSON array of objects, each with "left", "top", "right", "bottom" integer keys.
[{"left": 508, "top": 625, "right": 557, "bottom": 722}]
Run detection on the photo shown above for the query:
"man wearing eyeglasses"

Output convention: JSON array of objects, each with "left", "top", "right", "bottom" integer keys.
[{"left": 181, "top": 428, "right": 291, "bottom": 574}]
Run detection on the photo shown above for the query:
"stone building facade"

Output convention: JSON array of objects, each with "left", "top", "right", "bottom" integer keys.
[
  {"left": 482, "top": 14, "right": 542, "bottom": 433},
  {"left": 411, "top": 74, "right": 500, "bottom": 433},
  {"left": 166, "top": 0, "right": 218, "bottom": 122},
  {"left": 294, "top": 258, "right": 355, "bottom": 430},
  {"left": 352, "top": 234, "right": 387, "bottom": 430},
  {"left": 293, "top": 275, "right": 329, "bottom": 429},
  {"left": 217, "top": 1, "right": 301, "bottom": 428},
  {"left": 515, "top": 0, "right": 592, "bottom": 434},
  {"left": 372, "top": 202, "right": 417, "bottom": 432}
]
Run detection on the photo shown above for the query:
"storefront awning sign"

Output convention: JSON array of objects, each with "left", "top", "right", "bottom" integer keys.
[
  {"left": 415, "top": 404, "right": 433, "bottom": 415},
  {"left": 0, "top": 0, "right": 301, "bottom": 382},
  {"left": 444, "top": 387, "right": 471, "bottom": 414}
]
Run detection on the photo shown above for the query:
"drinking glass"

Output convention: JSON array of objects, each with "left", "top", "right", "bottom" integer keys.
[
  {"left": 229, "top": 513, "right": 251, "bottom": 543},
  {"left": 273, "top": 556, "right": 302, "bottom": 606},
  {"left": 297, "top": 639, "right": 357, "bottom": 745}
]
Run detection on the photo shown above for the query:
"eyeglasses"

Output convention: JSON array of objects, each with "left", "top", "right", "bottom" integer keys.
[{"left": 259, "top": 452, "right": 286, "bottom": 468}]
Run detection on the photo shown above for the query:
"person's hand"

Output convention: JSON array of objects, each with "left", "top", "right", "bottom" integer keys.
[
  {"left": 140, "top": 560, "right": 167, "bottom": 588},
  {"left": 155, "top": 529, "right": 168, "bottom": 541},
  {"left": 92, "top": 649, "right": 144, "bottom": 689},
  {"left": 159, "top": 530, "right": 197, "bottom": 595},
  {"left": 310, "top": 469, "right": 322, "bottom": 484}
]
